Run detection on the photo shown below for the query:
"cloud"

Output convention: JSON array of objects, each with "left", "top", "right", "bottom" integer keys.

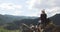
[
  {"left": 0, "top": 3, "right": 22, "bottom": 10},
  {"left": 0, "top": 10, "right": 24, "bottom": 16},
  {"left": 0, "top": 0, "right": 60, "bottom": 17},
  {"left": 27, "top": 0, "right": 60, "bottom": 17},
  {"left": 0, "top": 3, "right": 23, "bottom": 16},
  {"left": 33, "top": 0, "right": 56, "bottom": 9},
  {"left": 11, "top": 10, "right": 23, "bottom": 16},
  {"left": 26, "top": 0, "right": 37, "bottom": 10},
  {"left": 45, "top": 7, "right": 60, "bottom": 17}
]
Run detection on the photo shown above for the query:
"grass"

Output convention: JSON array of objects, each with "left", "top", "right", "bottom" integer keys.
[{"left": 0, "top": 26, "right": 21, "bottom": 32}]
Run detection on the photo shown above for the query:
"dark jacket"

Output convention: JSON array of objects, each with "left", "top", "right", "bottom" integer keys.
[
  {"left": 40, "top": 14, "right": 47, "bottom": 20},
  {"left": 40, "top": 14, "right": 47, "bottom": 24}
]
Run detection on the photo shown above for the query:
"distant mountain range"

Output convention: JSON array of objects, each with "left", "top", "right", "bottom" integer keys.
[
  {"left": 0, "top": 14, "right": 37, "bottom": 25},
  {"left": 0, "top": 14, "right": 60, "bottom": 26}
]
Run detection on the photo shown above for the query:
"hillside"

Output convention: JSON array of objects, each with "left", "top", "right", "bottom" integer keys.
[
  {"left": 0, "top": 14, "right": 60, "bottom": 26},
  {"left": 50, "top": 14, "right": 60, "bottom": 25},
  {"left": 0, "top": 14, "right": 60, "bottom": 30},
  {"left": 0, "top": 14, "right": 37, "bottom": 25}
]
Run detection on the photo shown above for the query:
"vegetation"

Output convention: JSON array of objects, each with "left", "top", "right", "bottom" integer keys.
[{"left": 0, "top": 26, "right": 21, "bottom": 32}]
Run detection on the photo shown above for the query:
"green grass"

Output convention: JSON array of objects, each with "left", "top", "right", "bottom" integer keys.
[{"left": 0, "top": 26, "right": 21, "bottom": 32}]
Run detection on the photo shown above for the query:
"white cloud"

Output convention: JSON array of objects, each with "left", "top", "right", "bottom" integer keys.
[
  {"left": 0, "top": 3, "right": 22, "bottom": 10},
  {"left": 0, "top": 3, "right": 23, "bottom": 16},
  {"left": 28, "top": 0, "right": 60, "bottom": 17},
  {"left": 11, "top": 10, "right": 23, "bottom": 16},
  {"left": 26, "top": 0, "right": 37, "bottom": 10},
  {"left": 46, "top": 0, "right": 56, "bottom": 6},
  {"left": 26, "top": 0, "right": 42, "bottom": 10},
  {"left": 45, "top": 7, "right": 60, "bottom": 17},
  {"left": 0, "top": 0, "right": 60, "bottom": 17},
  {"left": 15, "top": 5, "right": 22, "bottom": 9}
]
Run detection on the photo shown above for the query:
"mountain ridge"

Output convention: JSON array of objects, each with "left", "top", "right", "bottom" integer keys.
[
  {"left": 0, "top": 14, "right": 60, "bottom": 25},
  {"left": 50, "top": 14, "right": 60, "bottom": 25}
]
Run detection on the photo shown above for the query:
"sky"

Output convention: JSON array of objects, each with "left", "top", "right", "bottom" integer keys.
[{"left": 0, "top": 0, "right": 60, "bottom": 17}]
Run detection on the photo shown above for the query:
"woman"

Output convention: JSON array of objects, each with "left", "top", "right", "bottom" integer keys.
[{"left": 40, "top": 9, "right": 47, "bottom": 29}]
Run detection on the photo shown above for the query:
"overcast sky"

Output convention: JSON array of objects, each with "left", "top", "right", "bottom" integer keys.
[{"left": 0, "top": 0, "right": 60, "bottom": 17}]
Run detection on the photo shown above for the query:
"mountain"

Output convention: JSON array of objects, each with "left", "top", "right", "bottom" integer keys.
[
  {"left": 0, "top": 14, "right": 60, "bottom": 30},
  {"left": 50, "top": 14, "right": 60, "bottom": 25},
  {"left": 0, "top": 14, "right": 60, "bottom": 26},
  {"left": 0, "top": 14, "right": 37, "bottom": 25},
  {"left": 16, "top": 14, "right": 60, "bottom": 25}
]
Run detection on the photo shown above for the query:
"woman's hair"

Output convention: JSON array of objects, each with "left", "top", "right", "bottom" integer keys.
[{"left": 41, "top": 9, "right": 45, "bottom": 14}]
